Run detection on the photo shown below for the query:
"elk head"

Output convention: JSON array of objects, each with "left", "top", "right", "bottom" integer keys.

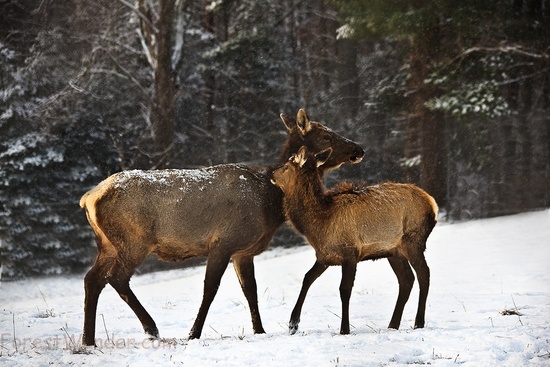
[
  {"left": 279, "top": 109, "right": 363, "bottom": 171},
  {"left": 271, "top": 146, "right": 332, "bottom": 193}
]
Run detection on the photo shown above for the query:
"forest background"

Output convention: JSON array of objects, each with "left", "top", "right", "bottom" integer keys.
[{"left": 1, "top": 0, "right": 548, "bottom": 279}]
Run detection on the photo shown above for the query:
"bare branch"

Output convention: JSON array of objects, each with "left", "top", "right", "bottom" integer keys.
[
  {"left": 117, "top": 0, "right": 159, "bottom": 34},
  {"left": 136, "top": 28, "right": 156, "bottom": 70},
  {"left": 105, "top": 52, "right": 150, "bottom": 97},
  {"left": 496, "top": 68, "right": 550, "bottom": 86}
]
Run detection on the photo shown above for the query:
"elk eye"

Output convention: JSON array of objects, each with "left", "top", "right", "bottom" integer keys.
[{"left": 323, "top": 134, "right": 332, "bottom": 142}]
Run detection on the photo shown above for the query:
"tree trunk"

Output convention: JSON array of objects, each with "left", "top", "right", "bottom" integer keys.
[
  {"left": 139, "top": 0, "right": 177, "bottom": 167},
  {"left": 153, "top": 0, "right": 177, "bottom": 165},
  {"left": 404, "top": 30, "right": 446, "bottom": 207},
  {"left": 337, "top": 38, "right": 359, "bottom": 119}
]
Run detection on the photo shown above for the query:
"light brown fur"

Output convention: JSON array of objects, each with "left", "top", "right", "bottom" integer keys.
[{"left": 271, "top": 146, "right": 437, "bottom": 335}]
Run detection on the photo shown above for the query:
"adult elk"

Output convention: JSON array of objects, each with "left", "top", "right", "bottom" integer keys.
[
  {"left": 80, "top": 109, "right": 364, "bottom": 346},
  {"left": 270, "top": 146, "right": 437, "bottom": 335}
]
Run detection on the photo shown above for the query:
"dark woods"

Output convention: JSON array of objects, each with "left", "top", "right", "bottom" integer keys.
[{"left": 1, "top": 0, "right": 548, "bottom": 279}]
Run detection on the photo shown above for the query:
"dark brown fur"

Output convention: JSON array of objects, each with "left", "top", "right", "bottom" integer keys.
[
  {"left": 271, "top": 146, "right": 438, "bottom": 335},
  {"left": 80, "top": 110, "right": 364, "bottom": 346}
]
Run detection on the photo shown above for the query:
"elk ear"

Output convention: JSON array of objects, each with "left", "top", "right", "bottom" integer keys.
[
  {"left": 315, "top": 148, "right": 332, "bottom": 167},
  {"left": 295, "top": 146, "right": 308, "bottom": 167},
  {"left": 280, "top": 113, "right": 295, "bottom": 132},
  {"left": 296, "top": 109, "right": 312, "bottom": 135}
]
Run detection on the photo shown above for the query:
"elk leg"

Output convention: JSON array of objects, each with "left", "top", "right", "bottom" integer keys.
[
  {"left": 408, "top": 252, "right": 430, "bottom": 329},
  {"left": 82, "top": 256, "right": 114, "bottom": 346},
  {"left": 387, "top": 255, "right": 415, "bottom": 329},
  {"left": 108, "top": 260, "right": 159, "bottom": 339},
  {"left": 232, "top": 255, "right": 265, "bottom": 334},
  {"left": 289, "top": 261, "right": 328, "bottom": 335},
  {"left": 339, "top": 260, "right": 357, "bottom": 335},
  {"left": 188, "top": 250, "right": 231, "bottom": 339}
]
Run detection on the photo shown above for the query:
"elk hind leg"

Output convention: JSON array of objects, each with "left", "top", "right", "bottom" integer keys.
[
  {"left": 83, "top": 255, "right": 115, "bottom": 346},
  {"left": 387, "top": 255, "right": 415, "bottom": 329},
  {"left": 408, "top": 249, "right": 430, "bottom": 329},
  {"left": 107, "top": 256, "right": 159, "bottom": 339}
]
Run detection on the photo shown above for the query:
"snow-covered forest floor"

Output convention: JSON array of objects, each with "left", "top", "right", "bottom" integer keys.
[{"left": 1, "top": 210, "right": 549, "bottom": 366}]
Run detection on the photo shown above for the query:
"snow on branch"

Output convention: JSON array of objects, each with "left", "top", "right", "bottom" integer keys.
[{"left": 459, "top": 45, "right": 550, "bottom": 61}]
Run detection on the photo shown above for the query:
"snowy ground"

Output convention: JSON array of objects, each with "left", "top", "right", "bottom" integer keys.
[{"left": 1, "top": 210, "right": 549, "bottom": 366}]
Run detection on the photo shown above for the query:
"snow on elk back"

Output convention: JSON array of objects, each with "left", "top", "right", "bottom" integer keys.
[
  {"left": 113, "top": 168, "right": 217, "bottom": 190},
  {"left": 114, "top": 167, "right": 216, "bottom": 191}
]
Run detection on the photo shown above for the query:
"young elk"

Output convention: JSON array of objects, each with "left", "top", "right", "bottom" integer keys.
[
  {"left": 80, "top": 109, "right": 364, "bottom": 346},
  {"left": 271, "top": 146, "right": 438, "bottom": 335}
]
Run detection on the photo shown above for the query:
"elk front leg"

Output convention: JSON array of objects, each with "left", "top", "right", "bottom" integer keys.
[
  {"left": 339, "top": 260, "right": 357, "bottom": 335},
  {"left": 289, "top": 261, "right": 328, "bottom": 334},
  {"left": 188, "top": 250, "right": 231, "bottom": 339},
  {"left": 232, "top": 255, "right": 265, "bottom": 334}
]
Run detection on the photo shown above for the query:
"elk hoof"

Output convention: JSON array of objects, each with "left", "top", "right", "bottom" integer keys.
[
  {"left": 146, "top": 334, "right": 159, "bottom": 341},
  {"left": 82, "top": 334, "right": 96, "bottom": 347},
  {"left": 188, "top": 330, "right": 201, "bottom": 340},
  {"left": 289, "top": 321, "right": 299, "bottom": 335},
  {"left": 414, "top": 317, "right": 425, "bottom": 329},
  {"left": 144, "top": 326, "right": 159, "bottom": 340}
]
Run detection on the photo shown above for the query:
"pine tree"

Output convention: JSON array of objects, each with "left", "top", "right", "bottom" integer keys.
[{"left": 332, "top": 0, "right": 549, "bottom": 215}]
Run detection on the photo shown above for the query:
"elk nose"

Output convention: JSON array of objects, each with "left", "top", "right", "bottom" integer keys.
[{"left": 350, "top": 147, "right": 365, "bottom": 163}]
